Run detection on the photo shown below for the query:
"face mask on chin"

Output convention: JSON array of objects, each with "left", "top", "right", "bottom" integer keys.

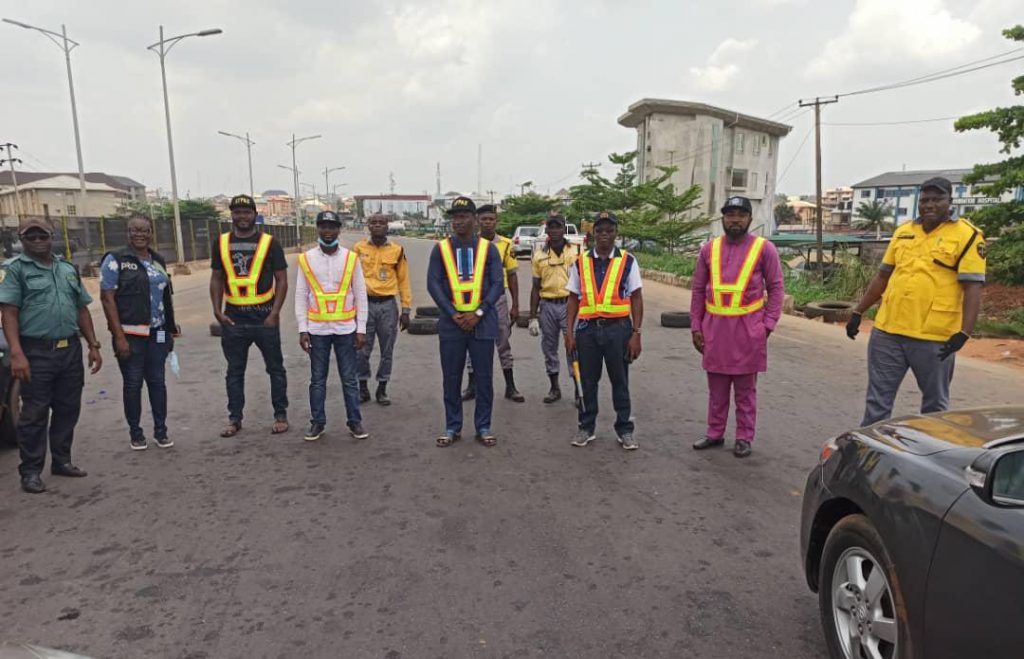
[{"left": 318, "top": 237, "right": 339, "bottom": 248}]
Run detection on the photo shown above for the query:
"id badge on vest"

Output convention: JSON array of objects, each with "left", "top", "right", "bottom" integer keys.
[
  {"left": 378, "top": 268, "right": 389, "bottom": 281},
  {"left": 156, "top": 330, "right": 167, "bottom": 344}
]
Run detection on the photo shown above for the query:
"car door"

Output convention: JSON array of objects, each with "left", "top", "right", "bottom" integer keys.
[{"left": 924, "top": 448, "right": 1024, "bottom": 659}]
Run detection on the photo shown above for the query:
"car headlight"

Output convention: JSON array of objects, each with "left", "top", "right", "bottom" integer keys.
[{"left": 819, "top": 434, "right": 848, "bottom": 464}]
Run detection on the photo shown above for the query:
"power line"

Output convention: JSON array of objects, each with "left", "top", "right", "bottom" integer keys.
[
  {"left": 776, "top": 125, "right": 814, "bottom": 186},
  {"left": 823, "top": 116, "right": 959, "bottom": 126},
  {"left": 837, "top": 50, "right": 1024, "bottom": 99}
]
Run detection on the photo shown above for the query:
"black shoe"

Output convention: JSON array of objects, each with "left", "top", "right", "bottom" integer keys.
[
  {"left": 505, "top": 384, "right": 525, "bottom": 403},
  {"left": 348, "top": 422, "right": 369, "bottom": 440},
  {"left": 462, "top": 374, "right": 476, "bottom": 401},
  {"left": 359, "top": 381, "right": 371, "bottom": 403},
  {"left": 154, "top": 435, "right": 174, "bottom": 449},
  {"left": 304, "top": 422, "right": 325, "bottom": 442},
  {"left": 375, "top": 382, "right": 391, "bottom": 406},
  {"left": 543, "top": 387, "right": 561, "bottom": 404},
  {"left": 51, "top": 463, "right": 87, "bottom": 477},
  {"left": 130, "top": 436, "right": 148, "bottom": 451},
  {"left": 734, "top": 440, "right": 752, "bottom": 458},
  {"left": 21, "top": 474, "right": 45, "bottom": 494},
  {"left": 692, "top": 437, "right": 725, "bottom": 450}
]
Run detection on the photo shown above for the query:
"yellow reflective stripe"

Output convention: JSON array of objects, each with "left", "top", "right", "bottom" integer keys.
[
  {"left": 578, "top": 252, "right": 631, "bottom": 318},
  {"left": 579, "top": 255, "right": 598, "bottom": 315},
  {"left": 221, "top": 232, "right": 274, "bottom": 306},
  {"left": 595, "top": 252, "right": 630, "bottom": 315},
  {"left": 438, "top": 237, "right": 487, "bottom": 312},
  {"left": 299, "top": 251, "right": 358, "bottom": 322},
  {"left": 705, "top": 237, "right": 766, "bottom": 316}
]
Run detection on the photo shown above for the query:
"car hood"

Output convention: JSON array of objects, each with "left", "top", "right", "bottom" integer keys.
[{"left": 855, "top": 406, "right": 1024, "bottom": 456}]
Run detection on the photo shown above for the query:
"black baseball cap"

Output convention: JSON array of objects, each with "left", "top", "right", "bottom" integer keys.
[
  {"left": 546, "top": 213, "right": 566, "bottom": 226},
  {"left": 18, "top": 216, "right": 55, "bottom": 236},
  {"left": 721, "top": 196, "right": 753, "bottom": 214},
  {"left": 315, "top": 210, "right": 342, "bottom": 225},
  {"left": 594, "top": 210, "right": 618, "bottom": 226},
  {"left": 447, "top": 196, "right": 476, "bottom": 215},
  {"left": 476, "top": 204, "right": 497, "bottom": 215},
  {"left": 229, "top": 194, "right": 257, "bottom": 211},
  {"left": 920, "top": 177, "right": 952, "bottom": 196}
]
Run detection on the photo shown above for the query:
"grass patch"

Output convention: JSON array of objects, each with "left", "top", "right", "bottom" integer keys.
[{"left": 634, "top": 251, "right": 696, "bottom": 277}]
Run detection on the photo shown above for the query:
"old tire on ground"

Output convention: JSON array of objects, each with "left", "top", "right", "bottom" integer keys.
[
  {"left": 209, "top": 321, "right": 223, "bottom": 337},
  {"left": 515, "top": 316, "right": 530, "bottom": 329},
  {"left": 408, "top": 317, "right": 439, "bottom": 335},
  {"left": 660, "top": 311, "right": 691, "bottom": 329},
  {"left": 804, "top": 300, "right": 855, "bottom": 324},
  {"left": 415, "top": 305, "right": 441, "bottom": 318},
  {"left": 0, "top": 379, "right": 20, "bottom": 448}
]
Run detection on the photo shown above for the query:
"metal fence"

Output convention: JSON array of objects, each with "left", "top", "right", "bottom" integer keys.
[{"left": 2, "top": 216, "right": 317, "bottom": 269}]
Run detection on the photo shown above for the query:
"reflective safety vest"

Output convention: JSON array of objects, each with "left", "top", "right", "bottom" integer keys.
[
  {"left": 705, "top": 236, "right": 766, "bottom": 316},
  {"left": 577, "top": 251, "right": 631, "bottom": 319},
  {"left": 438, "top": 237, "right": 489, "bottom": 312},
  {"left": 220, "top": 232, "right": 274, "bottom": 306},
  {"left": 297, "top": 250, "right": 358, "bottom": 322}
]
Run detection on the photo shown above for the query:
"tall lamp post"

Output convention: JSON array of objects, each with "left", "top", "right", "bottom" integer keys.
[
  {"left": 323, "top": 166, "right": 344, "bottom": 210},
  {"left": 287, "top": 134, "right": 321, "bottom": 242},
  {"left": 218, "top": 130, "right": 255, "bottom": 198},
  {"left": 4, "top": 18, "right": 89, "bottom": 241},
  {"left": 332, "top": 183, "right": 347, "bottom": 212},
  {"left": 147, "top": 25, "right": 222, "bottom": 273}
]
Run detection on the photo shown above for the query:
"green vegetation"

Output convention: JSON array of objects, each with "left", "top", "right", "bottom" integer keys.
[
  {"left": 783, "top": 256, "right": 874, "bottom": 307},
  {"left": 633, "top": 250, "right": 696, "bottom": 277},
  {"left": 977, "top": 308, "right": 1024, "bottom": 338}
]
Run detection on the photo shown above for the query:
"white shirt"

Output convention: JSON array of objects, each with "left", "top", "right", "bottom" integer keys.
[
  {"left": 294, "top": 246, "right": 368, "bottom": 335},
  {"left": 565, "top": 248, "right": 643, "bottom": 297}
]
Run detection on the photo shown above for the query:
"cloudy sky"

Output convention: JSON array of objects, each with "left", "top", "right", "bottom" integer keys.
[{"left": 2, "top": 0, "right": 1021, "bottom": 200}]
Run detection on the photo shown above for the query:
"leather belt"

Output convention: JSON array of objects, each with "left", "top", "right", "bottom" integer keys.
[
  {"left": 540, "top": 297, "right": 568, "bottom": 304},
  {"left": 20, "top": 335, "right": 79, "bottom": 350},
  {"left": 367, "top": 295, "right": 395, "bottom": 303}
]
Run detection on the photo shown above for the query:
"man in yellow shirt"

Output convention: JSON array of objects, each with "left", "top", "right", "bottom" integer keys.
[
  {"left": 353, "top": 214, "right": 412, "bottom": 406},
  {"left": 529, "top": 214, "right": 580, "bottom": 403},
  {"left": 848, "top": 177, "right": 986, "bottom": 425},
  {"left": 463, "top": 204, "right": 524, "bottom": 402}
]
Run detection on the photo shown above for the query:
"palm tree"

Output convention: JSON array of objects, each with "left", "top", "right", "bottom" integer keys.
[{"left": 855, "top": 200, "right": 895, "bottom": 239}]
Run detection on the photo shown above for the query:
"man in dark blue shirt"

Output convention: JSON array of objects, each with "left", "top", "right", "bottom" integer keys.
[{"left": 427, "top": 196, "right": 504, "bottom": 447}]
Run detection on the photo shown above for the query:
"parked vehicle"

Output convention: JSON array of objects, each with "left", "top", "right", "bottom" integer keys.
[
  {"left": 0, "top": 264, "right": 19, "bottom": 448},
  {"left": 511, "top": 225, "right": 542, "bottom": 258},
  {"left": 800, "top": 406, "right": 1024, "bottom": 659},
  {"left": 532, "top": 223, "right": 587, "bottom": 256}
]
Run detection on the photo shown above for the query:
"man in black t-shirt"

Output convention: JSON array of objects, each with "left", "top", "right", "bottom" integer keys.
[{"left": 210, "top": 194, "right": 290, "bottom": 436}]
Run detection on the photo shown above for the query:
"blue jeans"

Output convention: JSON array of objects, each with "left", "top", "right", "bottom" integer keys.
[
  {"left": 117, "top": 333, "right": 170, "bottom": 441},
  {"left": 309, "top": 333, "right": 362, "bottom": 427}
]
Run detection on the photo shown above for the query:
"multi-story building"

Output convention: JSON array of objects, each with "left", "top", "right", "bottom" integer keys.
[
  {"left": 355, "top": 194, "right": 431, "bottom": 218},
  {"left": 851, "top": 169, "right": 1024, "bottom": 226},
  {"left": 0, "top": 171, "right": 145, "bottom": 223},
  {"left": 823, "top": 186, "right": 854, "bottom": 226},
  {"left": 618, "top": 99, "right": 792, "bottom": 236}
]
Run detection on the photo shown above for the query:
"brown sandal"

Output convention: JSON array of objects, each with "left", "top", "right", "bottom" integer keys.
[
  {"left": 271, "top": 419, "right": 289, "bottom": 434},
  {"left": 220, "top": 421, "right": 242, "bottom": 438},
  {"left": 475, "top": 432, "right": 497, "bottom": 447},
  {"left": 436, "top": 432, "right": 461, "bottom": 447}
]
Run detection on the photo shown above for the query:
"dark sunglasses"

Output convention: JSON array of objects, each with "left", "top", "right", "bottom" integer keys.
[{"left": 21, "top": 232, "right": 52, "bottom": 242}]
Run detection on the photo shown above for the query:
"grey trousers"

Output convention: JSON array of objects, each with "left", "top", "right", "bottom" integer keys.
[
  {"left": 861, "top": 328, "right": 955, "bottom": 426},
  {"left": 469, "top": 293, "right": 513, "bottom": 373},
  {"left": 357, "top": 298, "right": 399, "bottom": 382},
  {"left": 540, "top": 298, "right": 571, "bottom": 376}
]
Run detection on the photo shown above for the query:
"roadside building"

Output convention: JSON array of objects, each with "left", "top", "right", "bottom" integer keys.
[
  {"left": 851, "top": 169, "right": 1024, "bottom": 226},
  {"left": 0, "top": 171, "right": 145, "bottom": 224},
  {"left": 355, "top": 194, "right": 431, "bottom": 219},
  {"left": 618, "top": 99, "right": 792, "bottom": 237}
]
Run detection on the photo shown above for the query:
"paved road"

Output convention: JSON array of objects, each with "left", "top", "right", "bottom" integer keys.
[{"left": 2, "top": 232, "right": 1020, "bottom": 659}]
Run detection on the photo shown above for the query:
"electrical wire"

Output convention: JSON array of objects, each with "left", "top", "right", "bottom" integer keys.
[
  {"left": 823, "top": 116, "right": 960, "bottom": 126},
  {"left": 836, "top": 49, "right": 1024, "bottom": 98},
  {"left": 775, "top": 125, "right": 814, "bottom": 187}
]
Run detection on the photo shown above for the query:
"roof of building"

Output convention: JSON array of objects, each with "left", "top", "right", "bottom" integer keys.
[
  {"left": 262, "top": 189, "right": 289, "bottom": 196},
  {"left": 0, "top": 171, "right": 144, "bottom": 191},
  {"left": 0, "top": 173, "right": 123, "bottom": 194},
  {"left": 618, "top": 99, "right": 792, "bottom": 137},
  {"left": 851, "top": 169, "right": 974, "bottom": 189},
  {"left": 354, "top": 194, "right": 431, "bottom": 201}
]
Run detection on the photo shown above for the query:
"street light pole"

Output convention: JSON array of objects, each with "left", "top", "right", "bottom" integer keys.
[
  {"left": 3, "top": 19, "right": 88, "bottom": 231},
  {"left": 147, "top": 25, "right": 222, "bottom": 273},
  {"left": 332, "top": 183, "right": 347, "bottom": 212},
  {"left": 323, "top": 165, "right": 345, "bottom": 210},
  {"left": 218, "top": 130, "right": 255, "bottom": 198},
  {"left": 286, "top": 133, "right": 321, "bottom": 242}
]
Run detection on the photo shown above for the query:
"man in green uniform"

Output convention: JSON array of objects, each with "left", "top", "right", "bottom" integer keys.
[{"left": 0, "top": 217, "right": 103, "bottom": 493}]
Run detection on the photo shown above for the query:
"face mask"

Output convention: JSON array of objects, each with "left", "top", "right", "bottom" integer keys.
[{"left": 318, "top": 237, "right": 339, "bottom": 248}]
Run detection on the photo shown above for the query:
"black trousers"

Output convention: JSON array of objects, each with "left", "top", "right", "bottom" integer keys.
[
  {"left": 576, "top": 320, "right": 633, "bottom": 435},
  {"left": 220, "top": 323, "right": 288, "bottom": 423},
  {"left": 17, "top": 339, "right": 84, "bottom": 476}
]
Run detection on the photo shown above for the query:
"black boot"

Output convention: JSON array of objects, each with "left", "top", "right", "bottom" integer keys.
[
  {"left": 462, "top": 372, "right": 476, "bottom": 401},
  {"left": 359, "top": 380, "right": 371, "bottom": 403},
  {"left": 503, "top": 368, "right": 525, "bottom": 403},
  {"left": 543, "top": 373, "right": 561, "bottom": 404},
  {"left": 375, "top": 381, "right": 391, "bottom": 406}
]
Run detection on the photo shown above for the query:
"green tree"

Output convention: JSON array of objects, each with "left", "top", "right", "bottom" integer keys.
[
  {"left": 496, "top": 191, "right": 555, "bottom": 235},
  {"left": 954, "top": 24, "right": 1024, "bottom": 285},
  {"left": 854, "top": 199, "right": 894, "bottom": 239},
  {"left": 774, "top": 202, "right": 797, "bottom": 225}
]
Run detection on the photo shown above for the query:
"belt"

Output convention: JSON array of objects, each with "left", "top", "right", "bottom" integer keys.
[
  {"left": 367, "top": 295, "right": 395, "bottom": 303},
  {"left": 541, "top": 297, "right": 568, "bottom": 304},
  {"left": 21, "top": 334, "right": 79, "bottom": 350},
  {"left": 586, "top": 317, "right": 627, "bottom": 326}
]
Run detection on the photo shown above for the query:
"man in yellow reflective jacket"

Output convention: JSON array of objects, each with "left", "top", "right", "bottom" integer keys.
[{"left": 849, "top": 176, "right": 985, "bottom": 425}]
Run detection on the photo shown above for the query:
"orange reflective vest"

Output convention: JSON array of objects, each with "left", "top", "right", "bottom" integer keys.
[
  {"left": 297, "top": 250, "right": 358, "bottom": 322},
  {"left": 705, "top": 236, "right": 766, "bottom": 316},
  {"left": 577, "top": 251, "right": 631, "bottom": 319},
  {"left": 438, "top": 237, "right": 488, "bottom": 312},
  {"left": 220, "top": 232, "right": 274, "bottom": 306}
]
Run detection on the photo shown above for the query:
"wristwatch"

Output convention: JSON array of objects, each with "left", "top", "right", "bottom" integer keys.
[
  {"left": 89, "top": 341, "right": 101, "bottom": 350},
  {"left": 474, "top": 308, "right": 484, "bottom": 318},
  {"left": 633, "top": 328, "right": 642, "bottom": 334}
]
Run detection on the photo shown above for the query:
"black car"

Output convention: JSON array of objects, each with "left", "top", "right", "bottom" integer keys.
[{"left": 801, "top": 406, "right": 1024, "bottom": 659}]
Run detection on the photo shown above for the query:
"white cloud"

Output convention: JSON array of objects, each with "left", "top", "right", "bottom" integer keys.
[
  {"left": 688, "top": 38, "right": 759, "bottom": 91},
  {"left": 806, "top": 0, "right": 981, "bottom": 78}
]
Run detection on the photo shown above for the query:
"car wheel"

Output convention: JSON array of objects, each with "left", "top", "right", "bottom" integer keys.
[
  {"left": 210, "top": 321, "right": 223, "bottom": 337},
  {"left": 0, "top": 379, "right": 20, "bottom": 447},
  {"left": 660, "top": 311, "right": 691, "bottom": 328},
  {"left": 804, "top": 300, "right": 855, "bottom": 324},
  {"left": 818, "top": 514, "right": 907, "bottom": 659},
  {"left": 408, "top": 317, "right": 439, "bottom": 335},
  {"left": 415, "top": 305, "right": 441, "bottom": 318}
]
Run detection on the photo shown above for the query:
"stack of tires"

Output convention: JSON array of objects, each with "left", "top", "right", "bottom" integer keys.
[{"left": 408, "top": 305, "right": 440, "bottom": 335}]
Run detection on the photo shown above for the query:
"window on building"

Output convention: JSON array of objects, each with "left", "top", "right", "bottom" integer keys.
[
  {"left": 735, "top": 132, "right": 744, "bottom": 154},
  {"left": 66, "top": 205, "right": 77, "bottom": 216},
  {"left": 731, "top": 169, "right": 748, "bottom": 189},
  {"left": 896, "top": 207, "right": 907, "bottom": 216},
  {"left": 767, "top": 137, "right": 773, "bottom": 156},
  {"left": 956, "top": 185, "right": 967, "bottom": 197},
  {"left": 750, "top": 171, "right": 759, "bottom": 192},
  {"left": 753, "top": 135, "right": 761, "bottom": 156},
  {"left": 860, "top": 190, "right": 871, "bottom": 198}
]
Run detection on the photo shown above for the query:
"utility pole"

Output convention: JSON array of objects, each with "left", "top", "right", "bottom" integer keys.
[
  {"left": 389, "top": 172, "right": 396, "bottom": 195},
  {"left": 798, "top": 96, "right": 838, "bottom": 279},
  {"left": 286, "top": 133, "right": 321, "bottom": 242},
  {"left": 1, "top": 143, "right": 24, "bottom": 218},
  {"left": 435, "top": 162, "right": 441, "bottom": 198},
  {"left": 580, "top": 161, "right": 601, "bottom": 175},
  {"left": 217, "top": 130, "right": 255, "bottom": 198},
  {"left": 485, "top": 189, "right": 496, "bottom": 203},
  {"left": 518, "top": 180, "right": 533, "bottom": 196},
  {"left": 323, "top": 165, "right": 345, "bottom": 208}
]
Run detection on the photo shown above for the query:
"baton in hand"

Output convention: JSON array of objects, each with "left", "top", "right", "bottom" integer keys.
[{"left": 571, "top": 351, "right": 585, "bottom": 412}]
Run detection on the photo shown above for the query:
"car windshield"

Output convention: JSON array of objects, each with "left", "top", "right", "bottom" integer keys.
[{"left": 519, "top": 227, "right": 540, "bottom": 237}]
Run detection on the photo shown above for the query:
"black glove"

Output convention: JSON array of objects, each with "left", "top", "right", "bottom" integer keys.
[
  {"left": 938, "top": 331, "right": 969, "bottom": 361},
  {"left": 846, "top": 312, "right": 862, "bottom": 340}
]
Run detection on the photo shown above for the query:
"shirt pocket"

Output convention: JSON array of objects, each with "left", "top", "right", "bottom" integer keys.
[
  {"left": 377, "top": 253, "right": 400, "bottom": 280},
  {"left": 929, "top": 242, "right": 959, "bottom": 271},
  {"left": 922, "top": 299, "right": 960, "bottom": 338},
  {"left": 23, "top": 275, "right": 51, "bottom": 306}
]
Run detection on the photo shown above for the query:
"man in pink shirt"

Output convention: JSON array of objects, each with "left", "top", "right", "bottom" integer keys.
[{"left": 690, "top": 197, "right": 785, "bottom": 458}]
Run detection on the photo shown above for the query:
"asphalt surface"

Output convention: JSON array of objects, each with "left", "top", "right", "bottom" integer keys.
[{"left": 1, "top": 232, "right": 1020, "bottom": 659}]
